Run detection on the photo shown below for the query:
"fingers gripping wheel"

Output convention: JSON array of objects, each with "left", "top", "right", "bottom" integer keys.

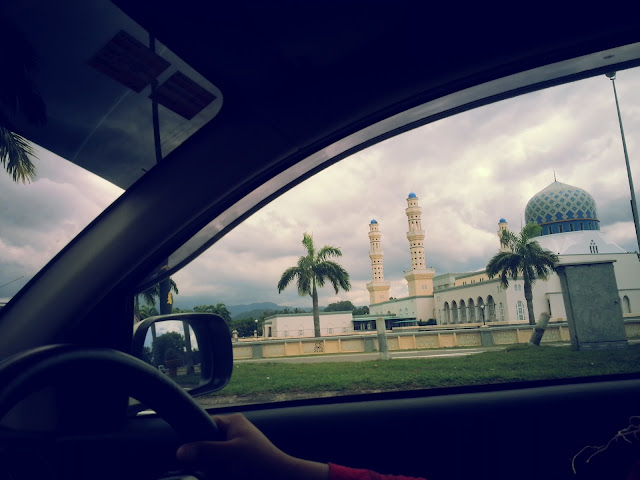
[{"left": 0, "top": 344, "right": 221, "bottom": 442}]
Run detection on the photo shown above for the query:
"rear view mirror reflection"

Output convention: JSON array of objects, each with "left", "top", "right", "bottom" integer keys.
[{"left": 141, "top": 320, "right": 200, "bottom": 389}]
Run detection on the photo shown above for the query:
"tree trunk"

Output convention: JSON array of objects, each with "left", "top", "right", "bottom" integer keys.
[
  {"left": 529, "top": 312, "right": 550, "bottom": 346},
  {"left": 159, "top": 277, "right": 172, "bottom": 315},
  {"left": 524, "top": 278, "right": 536, "bottom": 326},
  {"left": 182, "top": 321, "right": 194, "bottom": 375},
  {"left": 312, "top": 280, "right": 321, "bottom": 337}
]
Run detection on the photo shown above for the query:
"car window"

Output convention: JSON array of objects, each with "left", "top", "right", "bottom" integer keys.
[
  {"left": 0, "top": 145, "right": 123, "bottom": 302},
  {"left": 140, "top": 67, "right": 640, "bottom": 407}
]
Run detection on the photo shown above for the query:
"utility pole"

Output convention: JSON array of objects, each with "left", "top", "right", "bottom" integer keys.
[{"left": 606, "top": 72, "right": 640, "bottom": 253}]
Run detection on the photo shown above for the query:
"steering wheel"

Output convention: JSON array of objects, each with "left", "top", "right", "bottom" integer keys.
[{"left": 0, "top": 344, "right": 221, "bottom": 443}]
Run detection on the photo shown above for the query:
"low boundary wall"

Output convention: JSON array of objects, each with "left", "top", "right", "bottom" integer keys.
[{"left": 233, "top": 317, "right": 640, "bottom": 360}]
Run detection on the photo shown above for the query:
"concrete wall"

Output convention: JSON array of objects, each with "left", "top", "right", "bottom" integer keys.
[{"left": 233, "top": 318, "right": 640, "bottom": 360}]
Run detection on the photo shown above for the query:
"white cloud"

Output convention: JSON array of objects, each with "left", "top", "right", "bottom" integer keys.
[{"left": 3, "top": 67, "right": 640, "bottom": 311}]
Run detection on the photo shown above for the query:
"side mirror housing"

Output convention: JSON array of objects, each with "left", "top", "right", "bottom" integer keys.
[{"left": 132, "top": 313, "right": 232, "bottom": 397}]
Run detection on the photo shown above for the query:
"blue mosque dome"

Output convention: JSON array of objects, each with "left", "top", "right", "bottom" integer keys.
[
  {"left": 525, "top": 181, "right": 599, "bottom": 236},
  {"left": 370, "top": 219, "right": 378, "bottom": 224},
  {"left": 499, "top": 218, "right": 506, "bottom": 223},
  {"left": 408, "top": 192, "right": 417, "bottom": 198}
]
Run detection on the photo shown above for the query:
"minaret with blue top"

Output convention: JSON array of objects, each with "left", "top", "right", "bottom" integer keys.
[
  {"left": 498, "top": 218, "right": 510, "bottom": 252},
  {"left": 403, "top": 193, "right": 435, "bottom": 296},
  {"left": 366, "top": 219, "right": 391, "bottom": 304}
]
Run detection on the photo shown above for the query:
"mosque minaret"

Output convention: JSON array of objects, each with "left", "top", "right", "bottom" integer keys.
[
  {"left": 498, "top": 218, "right": 510, "bottom": 252},
  {"left": 402, "top": 193, "right": 435, "bottom": 297},
  {"left": 366, "top": 219, "right": 391, "bottom": 304}
]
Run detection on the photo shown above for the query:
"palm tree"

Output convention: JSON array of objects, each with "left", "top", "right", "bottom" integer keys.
[
  {"left": 193, "top": 303, "right": 232, "bottom": 323},
  {"left": 278, "top": 233, "right": 351, "bottom": 337},
  {"left": 138, "top": 304, "right": 159, "bottom": 320},
  {"left": 135, "top": 279, "right": 179, "bottom": 342},
  {"left": 486, "top": 223, "right": 558, "bottom": 325},
  {"left": 0, "top": 17, "right": 46, "bottom": 183},
  {"left": 137, "top": 279, "right": 179, "bottom": 311}
]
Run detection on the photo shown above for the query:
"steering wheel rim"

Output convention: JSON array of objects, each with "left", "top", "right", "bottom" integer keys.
[{"left": 0, "top": 344, "right": 221, "bottom": 442}]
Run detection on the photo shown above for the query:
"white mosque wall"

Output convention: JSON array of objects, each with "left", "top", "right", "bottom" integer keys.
[
  {"left": 434, "top": 281, "right": 520, "bottom": 325},
  {"left": 530, "top": 274, "right": 566, "bottom": 323},
  {"left": 263, "top": 312, "right": 353, "bottom": 338},
  {"left": 368, "top": 254, "right": 638, "bottom": 327},
  {"left": 369, "top": 296, "right": 434, "bottom": 322}
]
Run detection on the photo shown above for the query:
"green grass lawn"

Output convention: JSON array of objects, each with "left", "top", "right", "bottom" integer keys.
[{"left": 201, "top": 344, "right": 640, "bottom": 404}]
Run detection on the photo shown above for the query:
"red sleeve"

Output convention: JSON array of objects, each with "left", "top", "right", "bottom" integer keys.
[{"left": 328, "top": 463, "right": 426, "bottom": 480}]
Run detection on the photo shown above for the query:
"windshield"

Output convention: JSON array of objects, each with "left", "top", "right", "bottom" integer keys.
[
  {"left": 139, "top": 67, "right": 640, "bottom": 406},
  {"left": 0, "top": 1, "right": 222, "bottom": 303}
]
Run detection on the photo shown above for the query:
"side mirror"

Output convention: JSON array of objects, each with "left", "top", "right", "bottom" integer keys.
[{"left": 132, "top": 313, "right": 232, "bottom": 397}]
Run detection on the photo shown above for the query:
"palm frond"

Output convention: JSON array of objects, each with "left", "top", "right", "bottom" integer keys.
[
  {"left": 315, "top": 261, "right": 351, "bottom": 294},
  {"left": 296, "top": 268, "right": 313, "bottom": 296},
  {"left": 277, "top": 267, "right": 300, "bottom": 293},
  {"left": 317, "top": 245, "right": 342, "bottom": 261},
  {"left": 0, "top": 126, "right": 36, "bottom": 183},
  {"left": 302, "top": 232, "right": 315, "bottom": 258}
]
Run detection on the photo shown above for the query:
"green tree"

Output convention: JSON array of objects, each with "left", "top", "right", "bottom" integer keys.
[
  {"left": 277, "top": 233, "right": 351, "bottom": 337},
  {"left": 194, "top": 303, "right": 232, "bottom": 323},
  {"left": 138, "top": 304, "right": 159, "bottom": 320},
  {"left": 486, "top": 223, "right": 558, "bottom": 325},
  {"left": 151, "top": 331, "right": 185, "bottom": 367},
  {"left": 325, "top": 300, "right": 355, "bottom": 312},
  {"left": 229, "top": 317, "right": 262, "bottom": 337},
  {"left": 353, "top": 306, "right": 370, "bottom": 316}
]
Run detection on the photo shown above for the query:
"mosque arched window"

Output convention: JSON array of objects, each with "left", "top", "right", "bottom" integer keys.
[
  {"left": 487, "top": 296, "right": 496, "bottom": 321},
  {"left": 468, "top": 299, "right": 476, "bottom": 322},
  {"left": 623, "top": 296, "right": 631, "bottom": 314}
]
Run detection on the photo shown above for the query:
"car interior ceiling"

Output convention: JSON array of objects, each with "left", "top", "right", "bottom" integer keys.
[{"left": 1, "top": 2, "right": 640, "bottom": 480}]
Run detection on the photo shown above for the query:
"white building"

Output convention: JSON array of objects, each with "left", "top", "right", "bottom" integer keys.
[
  {"left": 367, "top": 182, "right": 640, "bottom": 326},
  {"left": 262, "top": 311, "right": 354, "bottom": 338}
]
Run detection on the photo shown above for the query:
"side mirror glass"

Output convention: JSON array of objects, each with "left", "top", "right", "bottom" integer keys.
[{"left": 132, "top": 313, "right": 232, "bottom": 397}]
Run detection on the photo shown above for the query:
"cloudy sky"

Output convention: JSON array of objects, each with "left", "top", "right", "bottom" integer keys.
[{"left": 1, "top": 67, "right": 639, "bottom": 310}]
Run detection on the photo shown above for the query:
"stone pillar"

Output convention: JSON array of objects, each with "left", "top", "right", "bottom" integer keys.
[
  {"left": 556, "top": 260, "right": 627, "bottom": 351},
  {"left": 251, "top": 343, "right": 263, "bottom": 359},
  {"left": 376, "top": 317, "right": 390, "bottom": 360},
  {"left": 480, "top": 329, "right": 494, "bottom": 347}
]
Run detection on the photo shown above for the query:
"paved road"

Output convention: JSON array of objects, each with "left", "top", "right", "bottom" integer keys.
[{"left": 235, "top": 346, "right": 506, "bottom": 364}]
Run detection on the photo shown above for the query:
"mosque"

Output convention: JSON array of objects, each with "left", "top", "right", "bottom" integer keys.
[
  {"left": 263, "top": 181, "right": 639, "bottom": 338},
  {"left": 361, "top": 181, "right": 640, "bottom": 328}
]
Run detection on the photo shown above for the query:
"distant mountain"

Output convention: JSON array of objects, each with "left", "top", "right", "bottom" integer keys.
[
  {"left": 229, "top": 302, "right": 314, "bottom": 319},
  {"left": 228, "top": 302, "right": 280, "bottom": 317}
]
